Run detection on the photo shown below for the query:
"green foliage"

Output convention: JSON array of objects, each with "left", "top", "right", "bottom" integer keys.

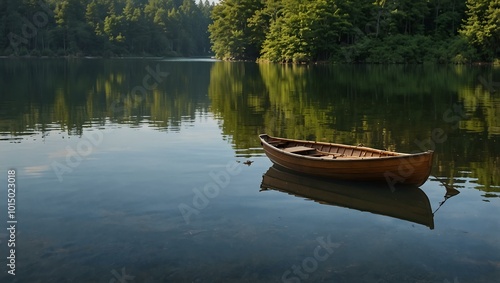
[
  {"left": 0, "top": 0, "right": 214, "bottom": 57},
  {"left": 208, "top": 0, "right": 264, "bottom": 60},
  {"left": 2, "top": 0, "right": 497, "bottom": 62},
  {"left": 260, "top": 0, "right": 352, "bottom": 63},
  {"left": 460, "top": 0, "right": 500, "bottom": 60},
  {"left": 209, "top": 0, "right": 496, "bottom": 63}
]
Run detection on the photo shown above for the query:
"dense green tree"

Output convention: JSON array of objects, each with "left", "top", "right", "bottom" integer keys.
[
  {"left": 85, "top": 0, "right": 105, "bottom": 35},
  {"left": 428, "top": 0, "right": 466, "bottom": 37},
  {"left": 261, "top": 0, "right": 360, "bottom": 63},
  {"left": 195, "top": 0, "right": 214, "bottom": 54},
  {"left": 53, "top": 0, "right": 90, "bottom": 53},
  {"left": 484, "top": 0, "right": 500, "bottom": 57},
  {"left": 208, "top": 0, "right": 496, "bottom": 63},
  {"left": 122, "top": 0, "right": 146, "bottom": 53},
  {"left": 461, "top": 0, "right": 500, "bottom": 59},
  {"left": 391, "top": 0, "right": 429, "bottom": 35},
  {"left": 0, "top": 0, "right": 496, "bottom": 61},
  {"left": 0, "top": 0, "right": 212, "bottom": 56},
  {"left": 1, "top": 0, "right": 56, "bottom": 54},
  {"left": 208, "top": 0, "right": 264, "bottom": 60}
]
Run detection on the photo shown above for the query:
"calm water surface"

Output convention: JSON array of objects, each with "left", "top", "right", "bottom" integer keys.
[{"left": 0, "top": 59, "right": 499, "bottom": 282}]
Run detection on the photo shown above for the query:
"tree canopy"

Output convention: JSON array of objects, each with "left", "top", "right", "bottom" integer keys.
[
  {"left": 209, "top": 0, "right": 499, "bottom": 63},
  {"left": 0, "top": 0, "right": 214, "bottom": 57},
  {"left": 2, "top": 0, "right": 498, "bottom": 62},
  {"left": 460, "top": 0, "right": 500, "bottom": 59}
]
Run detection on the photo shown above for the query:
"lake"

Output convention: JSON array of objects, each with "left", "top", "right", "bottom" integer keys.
[{"left": 0, "top": 58, "right": 499, "bottom": 283}]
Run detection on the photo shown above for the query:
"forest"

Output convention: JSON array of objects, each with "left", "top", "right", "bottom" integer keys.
[
  {"left": 0, "top": 0, "right": 213, "bottom": 57},
  {"left": 1, "top": 0, "right": 498, "bottom": 63},
  {"left": 209, "top": 0, "right": 500, "bottom": 63}
]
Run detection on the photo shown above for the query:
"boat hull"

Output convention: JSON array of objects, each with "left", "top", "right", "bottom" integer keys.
[{"left": 259, "top": 134, "right": 434, "bottom": 187}]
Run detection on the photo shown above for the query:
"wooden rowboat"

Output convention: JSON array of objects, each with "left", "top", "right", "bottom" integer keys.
[
  {"left": 259, "top": 134, "right": 434, "bottom": 187},
  {"left": 261, "top": 165, "right": 434, "bottom": 229}
]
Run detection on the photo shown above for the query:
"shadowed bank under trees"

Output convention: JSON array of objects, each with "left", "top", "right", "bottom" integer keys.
[
  {"left": 0, "top": 0, "right": 213, "bottom": 57},
  {"left": 208, "top": 0, "right": 500, "bottom": 63}
]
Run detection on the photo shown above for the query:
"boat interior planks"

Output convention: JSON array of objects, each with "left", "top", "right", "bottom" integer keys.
[{"left": 259, "top": 134, "right": 434, "bottom": 186}]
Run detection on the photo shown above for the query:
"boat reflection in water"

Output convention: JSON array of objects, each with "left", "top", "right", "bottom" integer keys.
[{"left": 260, "top": 165, "right": 460, "bottom": 230}]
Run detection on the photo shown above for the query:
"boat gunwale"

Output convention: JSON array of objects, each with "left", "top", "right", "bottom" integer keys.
[{"left": 259, "top": 134, "right": 434, "bottom": 162}]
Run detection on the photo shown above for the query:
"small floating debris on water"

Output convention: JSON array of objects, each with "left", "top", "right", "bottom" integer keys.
[{"left": 236, "top": 160, "right": 254, "bottom": 166}]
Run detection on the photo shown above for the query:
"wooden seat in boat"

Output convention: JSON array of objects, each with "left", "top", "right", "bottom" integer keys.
[{"left": 284, "top": 146, "right": 316, "bottom": 153}]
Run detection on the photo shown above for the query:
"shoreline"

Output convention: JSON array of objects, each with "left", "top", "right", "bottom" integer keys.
[
  {"left": 0, "top": 55, "right": 497, "bottom": 65},
  {"left": 0, "top": 55, "right": 216, "bottom": 60}
]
